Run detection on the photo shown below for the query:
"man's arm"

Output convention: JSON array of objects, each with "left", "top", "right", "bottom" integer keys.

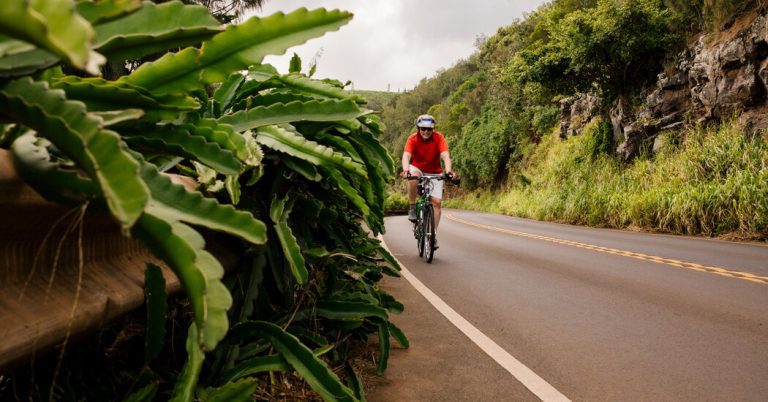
[
  {"left": 440, "top": 151, "right": 453, "bottom": 175},
  {"left": 401, "top": 152, "right": 412, "bottom": 178}
]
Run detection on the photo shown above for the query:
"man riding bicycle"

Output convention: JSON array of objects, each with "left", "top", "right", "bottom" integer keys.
[{"left": 400, "top": 114, "right": 458, "bottom": 245}]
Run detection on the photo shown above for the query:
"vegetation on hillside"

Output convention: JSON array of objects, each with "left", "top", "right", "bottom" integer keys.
[
  {"left": 445, "top": 119, "right": 768, "bottom": 238},
  {"left": 380, "top": 0, "right": 767, "bottom": 238},
  {"left": 352, "top": 90, "right": 398, "bottom": 113}
]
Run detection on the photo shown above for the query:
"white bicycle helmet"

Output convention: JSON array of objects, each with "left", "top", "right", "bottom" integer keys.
[{"left": 415, "top": 114, "right": 436, "bottom": 128}]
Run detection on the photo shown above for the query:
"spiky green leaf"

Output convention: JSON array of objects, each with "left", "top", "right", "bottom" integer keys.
[
  {"left": 376, "top": 321, "right": 390, "bottom": 375},
  {"left": 233, "top": 322, "right": 358, "bottom": 402},
  {"left": 123, "top": 8, "right": 352, "bottom": 95},
  {"left": 140, "top": 163, "right": 266, "bottom": 244},
  {"left": 274, "top": 220, "right": 308, "bottom": 284},
  {"left": 183, "top": 119, "right": 259, "bottom": 166},
  {"left": 314, "top": 300, "right": 388, "bottom": 321},
  {"left": 388, "top": 321, "right": 409, "bottom": 349},
  {"left": 0, "top": 0, "right": 103, "bottom": 73},
  {"left": 171, "top": 324, "right": 205, "bottom": 402},
  {"left": 94, "top": 1, "right": 221, "bottom": 60},
  {"left": 373, "top": 241, "right": 401, "bottom": 274},
  {"left": 10, "top": 131, "right": 99, "bottom": 204},
  {"left": 213, "top": 73, "right": 246, "bottom": 113},
  {"left": 123, "top": 125, "right": 241, "bottom": 175},
  {"left": 93, "top": 109, "right": 144, "bottom": 126},
  {"left": 322, "top": 167, "right": 370, "bottom": 217},
  {"left": 76, "top": 0, "right": 142, "bottom": 24},
  {"left": 51, "top": 76, "right": 199, "bottom": 121},
  {"left": 222, "top": 355, "right": 289, "bottom": 383},
  {"left": 269, "top": 194, "right": 289, "bottom": 223},
  {"left": 289, "top": 52, "right": 302, "bottom": 73},
  {"left": 0, "top": 34, "right": 34, "bottom": 56},
  {"left": 314, "top": 131, "right": 364, "bottom": 164},
  {"left": 344, "top": 363, "right": 365, "bottom": 401},
  {"left": 281, "top": 155, "right": 322, "bottom": 181},
  {"left": 231, "top": 91, "right": 320, "bottom": 112},
  {"left": 218, "top": 99, "right": 365, "bottom": 132},
  {"left": 277, "top": 73, "right": 366, "bottom": 104},
  {"left": 255, "top": 125, "right": 367, "bottom": 178},
  {"left": 0, "top": 78, "right": 148, "bottom": 228},
  {"left": 350, "top": 129, "right": 395, "bottom": 176},
  {"left": 247, "top": 63, "right": 279, "bottom": 81},
  {"left": 145, "top": 262, "right": 167, "bottom": 364},
  {"left": 205, "top": 379, "right": 259, "bottom": 402},
  {"left": 0, "top": 48, "right": 59, "bottom": 78},
  {"left": 288, "top": 326, "right": 329, "bottom": 347},
  {"left": 132, "top": 213, "right": 231, "bottom": 351}
]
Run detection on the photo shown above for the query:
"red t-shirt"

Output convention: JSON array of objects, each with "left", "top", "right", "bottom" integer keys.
[{"left": 404, "top": 131, "right": 448, "bottom": 174}]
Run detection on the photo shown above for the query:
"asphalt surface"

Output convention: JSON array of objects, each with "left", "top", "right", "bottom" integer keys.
[{"left": 369, "top": 209, "right": 768, "bottom": 401}]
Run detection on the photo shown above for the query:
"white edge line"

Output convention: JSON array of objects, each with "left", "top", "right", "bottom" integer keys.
[{"left": 378, "top": 234, "right": 571, "bottom": 402}]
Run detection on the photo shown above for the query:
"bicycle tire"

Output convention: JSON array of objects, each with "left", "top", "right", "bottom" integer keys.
[
  {"left": 425, "top": 204, "right": 436, "bottom": 263},
  {"left": 417, "top": 207, "right": 425, "bottom": 257}
]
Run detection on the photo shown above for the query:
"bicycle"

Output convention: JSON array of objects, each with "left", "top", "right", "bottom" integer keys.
[{"left": 407, "top": 173, "right": 457, "bottom": 263}]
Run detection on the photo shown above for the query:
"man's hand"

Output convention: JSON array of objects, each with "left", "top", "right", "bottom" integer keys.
[
  {"left": 400, "top": 170, "right": 409, "bottom": 179},
  {"left": 446, "top": 171, "right": 460, "bottom": 185}
]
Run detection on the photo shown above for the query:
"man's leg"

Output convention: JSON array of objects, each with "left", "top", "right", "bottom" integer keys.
[
  {"left": 407, "top": 179, "right": 417, "bottom": 204},
  {"left": 431, "top": 197, "right": 442, "bottom": 228},
  {"left": 430, "top": 178, "right": 444, "bottom": 228},
  {"left": 407, "top": 178, "right": 418, "bottom": 221},
  {"left": 406, "top": 167, "right": 421, "bottom": 222},
  {"left": 431, "top": 197, "right": 442, "bottom": 249}
]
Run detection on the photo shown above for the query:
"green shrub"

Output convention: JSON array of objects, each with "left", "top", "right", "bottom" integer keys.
[
  {"left": 385, "top": 191, "right": 409, "bottom": 212},
  {"left": 452, "top": 105, "right": 512, "bottom": 188},
  {"left": 1, "top": 2, "right": 403, "bottom": 399}
]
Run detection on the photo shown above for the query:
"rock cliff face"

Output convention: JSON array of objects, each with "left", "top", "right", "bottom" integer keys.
[{"left": 559, "top": 6, "right": 768, "bottom": 160}]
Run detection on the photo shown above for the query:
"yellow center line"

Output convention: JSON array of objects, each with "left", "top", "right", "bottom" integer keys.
[{"left": 447, "top": 214, "right": 768, "bottom": 286}]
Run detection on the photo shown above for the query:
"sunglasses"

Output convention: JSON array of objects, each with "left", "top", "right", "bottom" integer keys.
[{"left": 419, "top": 127, "right": 433, "bottom": 132}]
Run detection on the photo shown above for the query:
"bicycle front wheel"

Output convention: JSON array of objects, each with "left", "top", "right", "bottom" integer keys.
[
  {"left": 425, "top": 204, "right": 436, "bottom": 263},
  {"left": 417, "top": 207, "right": 425, "bottom": 257}
]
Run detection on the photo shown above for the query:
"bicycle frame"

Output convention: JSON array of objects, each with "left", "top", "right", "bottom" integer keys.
[{"left": 408, "top": 174, "right": 448, "bottom": 263}]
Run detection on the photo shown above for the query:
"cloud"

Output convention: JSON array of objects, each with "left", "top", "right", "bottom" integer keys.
[{"left": 251, "top": 0, "right": 547, "bottom": 91}]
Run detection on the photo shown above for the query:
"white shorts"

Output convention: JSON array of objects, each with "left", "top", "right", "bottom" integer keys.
[{"left": 409, "top": 165, "right": 444, "bottom": 200}]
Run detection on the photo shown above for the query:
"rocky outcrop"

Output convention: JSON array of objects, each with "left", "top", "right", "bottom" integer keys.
[
  {"left": 558, "top": 93, "right": 598, "bottom": 138},
  {"left": 686, "top": 11, "right": 768, "bottom": 120},
  {"left": 563, "top": 6, "right": 768, "bottom": 160}
]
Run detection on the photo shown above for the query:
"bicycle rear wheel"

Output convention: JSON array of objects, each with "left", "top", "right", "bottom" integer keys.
[{"left": 425, "top": 204, "right": 436, "bottom": 263}]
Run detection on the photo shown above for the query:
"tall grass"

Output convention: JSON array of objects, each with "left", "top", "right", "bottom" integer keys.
[{"left": 445, "top": 118, "right": 768, "bottom": 239}]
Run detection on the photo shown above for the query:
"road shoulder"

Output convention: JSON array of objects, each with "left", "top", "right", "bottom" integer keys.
[{"left": 365, "top": 272, "right": 538, "bottom": 401}]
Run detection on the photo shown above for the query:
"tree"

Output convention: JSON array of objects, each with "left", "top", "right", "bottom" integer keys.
[
  {"left": 183, "top": 0, "right": 266, "bottom": 22},
  {"left": 516, "top": 0, "right": 682, "bottom": 99}
]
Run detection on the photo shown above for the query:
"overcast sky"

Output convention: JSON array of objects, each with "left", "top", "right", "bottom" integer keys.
[{"left": 249, "top": 1, "right": 549, "bottom": 91}]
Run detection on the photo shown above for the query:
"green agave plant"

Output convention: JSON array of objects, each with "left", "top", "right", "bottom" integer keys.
[{"left": 0, "top": 0, "right": 403, "bottom": 400}]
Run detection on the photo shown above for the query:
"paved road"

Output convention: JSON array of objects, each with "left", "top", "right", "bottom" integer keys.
[{"left": 374, "top": 210, "right": 768, "bottom": 401}]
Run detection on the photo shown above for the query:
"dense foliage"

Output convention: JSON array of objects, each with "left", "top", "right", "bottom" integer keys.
[
  {"left": 380, "top": 0, "right": 759, "bottom": 188},
  {"left": 1, "top": 1, "right": 404, "bottom": 400}
]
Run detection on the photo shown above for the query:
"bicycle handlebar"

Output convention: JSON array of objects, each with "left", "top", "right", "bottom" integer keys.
[
  {"left": 406, "top": 173, "right": 448, "bottom": 180},
  {"left": 406, "top": 173, "right": 461, "bottom": 185}
]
